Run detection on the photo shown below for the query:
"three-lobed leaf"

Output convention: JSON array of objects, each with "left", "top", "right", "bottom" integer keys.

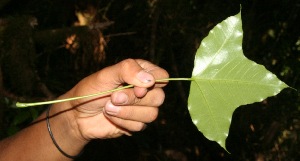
[
  {"left": 188, "top": 10, "right": 289, "bottom": 151},
  {"left": 14, "top": 8, "right": 290, "bottom": 154}
]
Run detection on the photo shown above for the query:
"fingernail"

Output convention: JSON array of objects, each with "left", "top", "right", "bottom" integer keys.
[
  {"left": 137, "top": 70, "right": 153, "bottom": 83},
  {"left": 105, "top": 101, "right": 120, "bottom": 116},
  {"left": 114, "top": 92, "right": 128, "bottom": 105}
]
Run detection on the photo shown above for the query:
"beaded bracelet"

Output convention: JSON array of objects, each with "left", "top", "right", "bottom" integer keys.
[{"left": 46, "top": 106, "right": 82, "bottom": 159}]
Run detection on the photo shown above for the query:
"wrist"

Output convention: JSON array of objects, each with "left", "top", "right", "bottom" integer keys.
[{"left": 47, "top": 99, "right": 88, "bottom": 157}]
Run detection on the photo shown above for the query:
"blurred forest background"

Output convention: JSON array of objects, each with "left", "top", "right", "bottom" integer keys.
[{"left": 0, "top": 0, "right": 299, "bottom": 160}]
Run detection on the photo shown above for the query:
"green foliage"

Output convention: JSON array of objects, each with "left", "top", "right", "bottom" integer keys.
[
  {"left": 188, "top": 10, "right": 289, "bottom": 151},
  {"left": 0, "top": 97, "right": 40, "bottom": 137},
  {"left": 3, "top": 1, "right": 298, "bottom": 160},
  {"left": 14, "top": 9, "right": 291, "bottom": 153},
  {"left": 15, "top": 9, "right": 291, "bottom": 154}
]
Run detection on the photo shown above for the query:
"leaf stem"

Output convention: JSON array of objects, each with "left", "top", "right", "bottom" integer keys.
[
  {"left": 156, "top": 78, "right": 195, "bottom": 82},
  {"left": 15, "top": 78, "right": 194, "bottom": 108},
  {"left": 16, "top": 85, "right": 133, "bottom": 108}
]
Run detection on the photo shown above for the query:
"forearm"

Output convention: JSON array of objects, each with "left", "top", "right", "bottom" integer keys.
[{"left": 0, "top": 102, "right": 87, "bottom": 161}]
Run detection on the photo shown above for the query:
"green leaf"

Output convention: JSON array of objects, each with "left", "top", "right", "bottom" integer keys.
[{"left": 188, "top": 10, "right": 289, "bottom": 151}]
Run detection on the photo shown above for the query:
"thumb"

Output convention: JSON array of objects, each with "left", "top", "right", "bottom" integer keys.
[{"left": 98, "top": 59, "right": 155, "bottom": 88}]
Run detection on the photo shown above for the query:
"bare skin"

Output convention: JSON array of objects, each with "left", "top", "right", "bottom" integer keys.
[{"left": 0, "top": 59, "right": 169, "bottom": 161}]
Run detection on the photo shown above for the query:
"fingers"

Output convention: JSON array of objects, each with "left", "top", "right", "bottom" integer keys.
[
  {"left": 101, "top": 59, "right": 168, "bottom": 131},
  {"left": 135, "top": 59, "right": 169, "bottom": 88},
  {"left": 111, "top": 88, "right": 165, "bottom": 106},
  {"left": 97, "top": 59, "right": 155, "bottom": 88},
  {"left": 107, "top": 116, "right": 147, "bottom": 132},
  {"left": 105, "top": 100, "right": 159, "bottom": 123},
  {"left": 68, "top": 58, "right": 168, "bottom": 108},
  {"left": 103, "top": 101, "right": 157, "bottom": 132},
  {"left": 103, "top": 87, "right": 165, "bottom": 131},
  {"left": 95, "top": 59, "right": 169, "bottom": 88},
  {"left": 105, "top": 88, "right": 165, "bottom": 121},
  {"left": 68, "top": 59, "right": 169, "bottom": 138}
]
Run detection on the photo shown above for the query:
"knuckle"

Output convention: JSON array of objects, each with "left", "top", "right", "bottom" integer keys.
[
  {"left": 120, "top": 59, "right": 136, "bottom": 70},
  {"left": 151, "top": 89, "right": 165, "bottom": 106},
  {"left": 131, "top": 122, "right": 145, "bottom": 132},
  {"left": 133, "top": 97, "right": 142, "bottom": 105},
  {"left": 120, "top": 106, "right": 135, "bottom": 119},
  {"left": 162, "top": 69, "right": 169, "bottom": 79},
  {"left": 147, "top": 108, "right": 159, "bottom": 123}
]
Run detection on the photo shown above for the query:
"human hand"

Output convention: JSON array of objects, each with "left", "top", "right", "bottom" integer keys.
[{"left": 57, "top": 59, "right": 168, "bottom": 141}]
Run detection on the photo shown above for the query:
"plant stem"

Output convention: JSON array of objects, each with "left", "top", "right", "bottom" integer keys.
[
  {"left": 15, "top": 78, "right": 194, "bottom": 108},
  {"left": 156, "top": 78, "right": 194, "bottom": 82}
]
